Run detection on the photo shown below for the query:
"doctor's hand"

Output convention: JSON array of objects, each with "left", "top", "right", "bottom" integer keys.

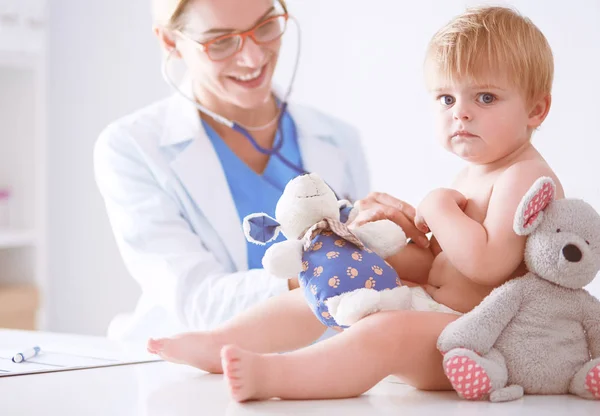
[{"left": 351, "top": 192, "right": 430, "bottom": 249}]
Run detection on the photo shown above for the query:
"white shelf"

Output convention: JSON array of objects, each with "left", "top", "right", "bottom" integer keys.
[
  {"left": 0, "top": 229, "right": 37, "bottom": 249},
  {"left": 0, "top": 0, "right": 47, "bottom": 330}
]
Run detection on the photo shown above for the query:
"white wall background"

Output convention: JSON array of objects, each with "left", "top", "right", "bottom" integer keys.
[
  {"left": 46, "top": 0, "right": 600, "bottom": 335},
  {"left": 46, "top": 0, "right": 166, "bottom": 334}
]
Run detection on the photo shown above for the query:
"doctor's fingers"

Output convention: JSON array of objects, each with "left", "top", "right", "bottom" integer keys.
[
  {"left": 352, "top": 207, "right": 429, "bottom": 249},
  {"left": 356, "top": 192, "right": 417, "bottom": 221}
]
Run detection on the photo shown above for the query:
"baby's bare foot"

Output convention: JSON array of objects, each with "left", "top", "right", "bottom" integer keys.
[
  {"left": 221, "top": 345, "right": 275, "bottom": 402},
  {"left": 147, "top": 332, "right": 223, "bottom": 373}
]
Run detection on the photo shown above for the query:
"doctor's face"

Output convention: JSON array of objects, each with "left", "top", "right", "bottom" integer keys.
[{"left": 175, "top": 0, "right": 285, "bottom": 110}]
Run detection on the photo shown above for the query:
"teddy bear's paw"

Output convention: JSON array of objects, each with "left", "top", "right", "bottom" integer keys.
[
  {"left": 351, "top": 220, "right": 406, "bottom": 258},
  {"left": 325, "top": 289, "right": 381, "bottom": 327},
  {"left": 585, "top": 363, "right": 600, "bottom": 399},
  {"left": 490, "top": 385, "right": 524, "bottom": 402},
  {"left": 443, "top": 350, "right": 492, "bottom": 400}
]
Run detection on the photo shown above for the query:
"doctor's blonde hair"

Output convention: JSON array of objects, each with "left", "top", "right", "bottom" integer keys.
[
  {"left": 151, "top": 0, "right": 288, "bottom": 30},
  {"left": 424, "top": 6, "right": 554, "bottom": 107}
]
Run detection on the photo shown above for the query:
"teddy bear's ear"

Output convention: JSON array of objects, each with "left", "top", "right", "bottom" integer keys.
[
  {"left": 513, "top": 177, "right": 556, "bottom": 236},
  {"left": 243, "top": 213, "right": 282, "bottom": 245}
]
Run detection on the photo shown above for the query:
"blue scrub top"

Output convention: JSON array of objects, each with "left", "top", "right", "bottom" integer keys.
[{"left": 202, "top": 111, "right": 304, "bottom": 270}]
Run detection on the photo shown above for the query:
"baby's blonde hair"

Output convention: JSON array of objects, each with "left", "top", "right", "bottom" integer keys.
[
  {"left": 425, "top": 6, "right": 553, "bottom": 106},
  {"left": 151, "top": 0, "right": 288, "bottom": 30}
]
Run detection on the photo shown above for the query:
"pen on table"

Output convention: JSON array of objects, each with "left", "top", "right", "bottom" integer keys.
[{"left": 12, "top": 346, "right": 41, "bottom": 363}]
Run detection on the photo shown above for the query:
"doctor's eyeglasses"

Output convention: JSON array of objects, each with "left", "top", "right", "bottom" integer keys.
[{"left": 176, "top": 14, "right": 289, "bottom": 62}]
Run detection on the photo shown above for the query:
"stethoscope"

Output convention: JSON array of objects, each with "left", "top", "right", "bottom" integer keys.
[{"left": 161, "top": 15, "right": 308, "bottom": 177}]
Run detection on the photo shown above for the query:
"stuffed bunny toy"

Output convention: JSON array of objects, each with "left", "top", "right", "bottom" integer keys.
[
  {"left": 243, "top": 173, "right": 411, "bottom": 328},
  {"left": 437, "top": 176, "right": 600, "bottom": 402}
]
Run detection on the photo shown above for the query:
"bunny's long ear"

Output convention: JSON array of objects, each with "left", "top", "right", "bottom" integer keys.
[
  {"left": 243, "top": 213, "right": 281, "bottom": 245},
  {"left": 513, "top": 177, "right": 556, "bottom": 236}
]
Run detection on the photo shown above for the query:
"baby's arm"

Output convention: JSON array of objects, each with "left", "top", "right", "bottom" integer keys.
[{"left": 421, "top": 161, "right": 559, "bottom": 286}]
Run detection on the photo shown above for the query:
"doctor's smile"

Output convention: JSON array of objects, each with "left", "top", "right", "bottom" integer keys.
[{"left": 227, "top": 63, "right": 270, "bottom": 89}]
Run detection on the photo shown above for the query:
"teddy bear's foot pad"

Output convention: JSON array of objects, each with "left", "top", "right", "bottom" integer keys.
[
  {"left": 585, "top": 363, "right": 600, "bottom": 399},
  {"left": 444, "top": 355, "right": 492, "bottom": 400}
]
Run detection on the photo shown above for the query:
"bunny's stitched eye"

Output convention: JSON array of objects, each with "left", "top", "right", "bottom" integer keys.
[
  {"left": 586, "top": 240, "right": 590, "bottom": 245},
  {"left": 556, "top": 228, "right": 561, "bottom": 233}
]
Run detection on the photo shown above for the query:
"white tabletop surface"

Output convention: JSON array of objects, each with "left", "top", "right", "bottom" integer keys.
[{"left": 0, "top": 330, "right": 598, "bottom": 415}]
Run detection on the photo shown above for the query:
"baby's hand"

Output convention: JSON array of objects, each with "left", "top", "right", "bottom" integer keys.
[
  {"left": 414, "top": 215, "right": 430, "bottom": 234},
  {"left": 415, "top": 189, "right": 467, "bottom": 232}
]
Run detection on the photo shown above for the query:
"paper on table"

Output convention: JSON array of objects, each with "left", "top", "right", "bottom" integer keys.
[{"left": 0, "top": 329, "right": 161, "bottom": 377}]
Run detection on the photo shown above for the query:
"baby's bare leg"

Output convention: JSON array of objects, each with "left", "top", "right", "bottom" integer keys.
[
  {"left": 221, "top": 310, "right": 458, "bottom": 401},
  {"left": 147, "top": 289, "right": 327, "bottom": 373}
]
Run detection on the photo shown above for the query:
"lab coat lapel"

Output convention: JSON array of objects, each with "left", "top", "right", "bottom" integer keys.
[
  {"left": 161, "top": 87, "right": 347, "bottom": 273},
  {"left": 163, "top": 93, "right": 247, "bottom": 271},
  {"left": 287, "top": 102, "right": 346, "bottom": 197}
]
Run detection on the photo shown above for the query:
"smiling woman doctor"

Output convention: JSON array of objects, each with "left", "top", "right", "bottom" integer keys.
[{"left": 93, "top": 0, "right": 370, "bottom": 340}]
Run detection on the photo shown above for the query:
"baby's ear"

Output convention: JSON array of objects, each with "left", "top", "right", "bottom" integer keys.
[
  {"left": 243, "top": 213, "right": 281, "bottom": 245},
  {"left": 513, "top": 177, "right": 556, "bottom": 236}
]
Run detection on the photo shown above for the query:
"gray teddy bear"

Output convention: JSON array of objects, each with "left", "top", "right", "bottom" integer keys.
[{"left": 437, "top": 176, "right": 600, "bottom": 402}]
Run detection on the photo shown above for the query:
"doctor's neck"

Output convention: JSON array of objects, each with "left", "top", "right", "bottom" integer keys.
[{"left": 192, "top": 81, "right": 279, "bottom": 130}]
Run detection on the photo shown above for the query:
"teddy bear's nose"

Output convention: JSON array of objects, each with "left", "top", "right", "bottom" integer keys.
[{"left": 562, "top": 244, "right": 582, "bottom": 262}]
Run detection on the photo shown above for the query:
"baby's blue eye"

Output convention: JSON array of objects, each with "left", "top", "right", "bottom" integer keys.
[
  {"left": 478, "top": 93, "right": 495, "bottom": 104},
  {"left": 439, "top": 95, "right": 455, "bottom": 106}
]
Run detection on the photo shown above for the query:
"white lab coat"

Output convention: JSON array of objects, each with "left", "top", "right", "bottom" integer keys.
[{"left": 94, "top": 89, "right": 370, "bottom": 341}]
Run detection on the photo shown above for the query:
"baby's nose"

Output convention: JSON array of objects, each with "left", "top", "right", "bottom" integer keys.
[{"left": 562, "top": 244, "right": 582, "bottom": 262}]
